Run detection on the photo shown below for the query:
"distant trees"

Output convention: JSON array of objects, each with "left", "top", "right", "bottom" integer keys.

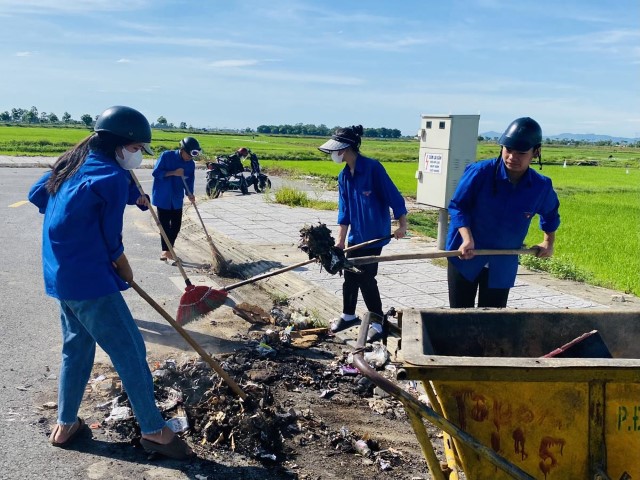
[
  {"left": 80, "top": 114, "right": 93, "bottom": 127},
  {"left": 256, "top": 123, "right": 402, "bottom": 138}
]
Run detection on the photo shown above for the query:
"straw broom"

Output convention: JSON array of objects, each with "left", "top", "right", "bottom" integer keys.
[
  {"left": 130, "top": 171, "right": 226, "bottom": 324},
  {"left": 180, "top": 175, "right": 228, "bottom": 274}
]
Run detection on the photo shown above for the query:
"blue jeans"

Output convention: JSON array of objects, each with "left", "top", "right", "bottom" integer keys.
[{"left": 57, "top": 292, "right": 166, "bottom": 434}]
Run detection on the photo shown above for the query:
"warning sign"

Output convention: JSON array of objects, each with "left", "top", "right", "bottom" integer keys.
[{"left": 425, "top": 153, "right": 443, "bottom": 174}]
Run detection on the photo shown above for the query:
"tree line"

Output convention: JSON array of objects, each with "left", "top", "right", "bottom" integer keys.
[
  {"left": 0, "top": 106, "right": 95, "bottom": 126},
  {"left": 256, "top": 123, "right": 403, "bottom": 138}
]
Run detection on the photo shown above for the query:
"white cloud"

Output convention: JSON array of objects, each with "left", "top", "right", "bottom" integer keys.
[
  {"left": 15, "top": 51, "right": 34, "bottom": 57},
  {"left": 116, "top": 58, "right": 132, "bottom": 63},
  {"left": 209, "top": 59, "right": 260, "bottom": 68}
]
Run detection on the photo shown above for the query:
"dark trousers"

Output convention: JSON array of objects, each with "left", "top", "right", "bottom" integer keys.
[
  {"left": 343, "top": 246, "right": 384, "bottom": 318},
  {"left": 447, "top": 262, "right": 510, "bottom": 308},
  {"left": 157, "top": 207, "right": 183, "bottom": 251}
]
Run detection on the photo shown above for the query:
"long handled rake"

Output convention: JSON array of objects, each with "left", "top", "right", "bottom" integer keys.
[
  {"left": 180, "top": 175, "right": 228, "bottom": 275},
  {"left": 130, "top": 172, "right": 227, "bottom": 324}
]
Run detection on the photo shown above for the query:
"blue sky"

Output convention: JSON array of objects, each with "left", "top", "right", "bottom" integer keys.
[{"left": 1, "top": 0, "right": 638, "bottom": 138}]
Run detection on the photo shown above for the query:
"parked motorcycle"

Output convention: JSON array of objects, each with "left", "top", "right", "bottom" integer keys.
[
  {"left": 205, "top": 150, "right": 271, "bottom": 198},
  {"left": 205, "top": 154, "right": 249, "bottom": 198}
]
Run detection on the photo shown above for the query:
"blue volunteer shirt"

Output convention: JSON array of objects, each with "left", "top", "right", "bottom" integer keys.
[
  {"left": 338, "top": 154, "right": 407, "bottom": 247},
  {"left": 446, "top": 157, "right": 560, "bottom": 289},
  {"left": 151, "top": 150, "right": 195, "bottom": 210},
  {"left": 28, "top": 151, "right": 144, "bottom": 300}
]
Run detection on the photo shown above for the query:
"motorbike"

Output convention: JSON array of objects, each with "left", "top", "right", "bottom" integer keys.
[
  {"left": 205, "top": 152, "right": 271, "bottom": 198},
  {"left": 205, "top": 154, "right": 250, "bottom": 198}
]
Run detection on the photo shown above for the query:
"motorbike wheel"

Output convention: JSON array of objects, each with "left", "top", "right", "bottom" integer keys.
[
  {"left": 240, "top": 177, "right": 249, "bottom": 195},
  {"left": 207, "top": 178, "right": 223, "bottom": 199},
  {"left": 260, "top": 177, "right": 272, "bottom": 192}
]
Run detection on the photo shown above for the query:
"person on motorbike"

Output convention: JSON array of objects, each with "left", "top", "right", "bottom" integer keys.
[{"left": 151, "top": 136, "right": 201, "bottom": 261}]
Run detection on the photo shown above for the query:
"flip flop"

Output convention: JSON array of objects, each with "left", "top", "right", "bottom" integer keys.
[
  {"left": 50, "top": 417, "right": 87, "bottom": 448},
  {"left": 140, "top": 435, "right": 195, "bottom": 460}
]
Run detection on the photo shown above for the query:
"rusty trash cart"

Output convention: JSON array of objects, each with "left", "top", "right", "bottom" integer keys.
[{"left": 351, "top": 309, "right": 640, "bottom": 480}]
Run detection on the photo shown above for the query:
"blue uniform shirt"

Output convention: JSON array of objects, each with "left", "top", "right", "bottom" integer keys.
[
  {"left": 338, "top": 154, "right": 407, "bottom": 247},
  {"left": 446, "top": 157, "right": 560, "bottom": 289},
  {"left": 28, "top": 151, "right": 144, "bottom": 300},
  {"left": 151, "top": 150, "right": 195, "bottom": 210}
]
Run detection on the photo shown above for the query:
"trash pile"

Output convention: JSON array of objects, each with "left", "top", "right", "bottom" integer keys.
[
  {"left": 298, "top": 223, "right": 357, "bottom": 274},
  {"left": 82, "top": 307, "right": 425, "bottom": 472}
]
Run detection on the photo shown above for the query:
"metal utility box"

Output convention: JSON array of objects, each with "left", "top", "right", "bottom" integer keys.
[{"left": 415, "top": 114, "right": 480, "bottom": 208}]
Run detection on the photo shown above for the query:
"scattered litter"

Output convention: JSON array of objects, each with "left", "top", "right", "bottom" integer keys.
[
  {"left": 354, "top": 439, "right": 372, "bottom": 457},
  {"left": 364, "top": 343, "right": 389, "bottom": 368},
  {"left": 340, "top": 365, "right": 359, "bottom": 376},
  {"left": 166, "top": 415, "right": 190, "bottom": 433},
  {"left": 105, "top": 406, "right": 132, "bottom": 422},
  {"left": 319, "top": 388, "right": 338, "bottom": 399}
]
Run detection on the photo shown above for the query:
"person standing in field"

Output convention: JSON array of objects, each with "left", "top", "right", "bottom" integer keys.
[
  {"left": 28, "top": 106, "right": 193, "bottom": 459},
  {"left": 318, "top": 125, "right": 407, "bottom": 342},
  {"left": 151, "top": 136, "right": 201, "bottom": 261},
  {"left": 446, "top": 116, "right": 560, "bottom": 308}
]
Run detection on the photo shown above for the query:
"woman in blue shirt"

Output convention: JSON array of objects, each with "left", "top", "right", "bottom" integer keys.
[
  {"left": 318, "top": 125, "right": 407, "bottom": 342},
  {"left": 28, "top": 106, "right": 192, "bottom": 459},
  {"left": 446, "top": 117, "right": 560, "bottom": 308},
  {"left": 151, "top": 137, "right": 200, "bottom": 261}
]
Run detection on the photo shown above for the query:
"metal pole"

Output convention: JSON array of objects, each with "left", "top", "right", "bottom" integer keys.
[{"left": 437, "top": 208, "right": 448, "bottom": 250}]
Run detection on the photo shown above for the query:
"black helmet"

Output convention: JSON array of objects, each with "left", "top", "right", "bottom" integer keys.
[
  {"left": 180, "top": 137, "right": 201, "bottom": 156},
  {"left": 94, "top": 106, "right": 152, "bottom": 153},
  {"left": 498, "top": 117, "right": 542, "bottom": 151},
  {"left": 237, "top": 147, "right": 249, "bottom": 156}
]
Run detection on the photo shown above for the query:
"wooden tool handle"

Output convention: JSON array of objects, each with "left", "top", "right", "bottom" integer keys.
[
  {"left": 180, "top": 175, "right": 226, "bottom": 273},
  {"left": 224, "top": 234, "right": 395, "bottom": 291},
  {"left": 349, "top": 248, "right": 538, "bottom": 266},
  {"left": 129, "top": 280, "right": 247, "bottom": 400},
  {"left": 129, "top": 171, "right": 191, "bottom": 285}
]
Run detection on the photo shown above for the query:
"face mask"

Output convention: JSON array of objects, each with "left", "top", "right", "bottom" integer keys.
[
  {"left": 116, "top": 147, "right": 143, "bottom": 170},
  {"left": 331, "top": 150, "right": 345, "bottom": 164}
]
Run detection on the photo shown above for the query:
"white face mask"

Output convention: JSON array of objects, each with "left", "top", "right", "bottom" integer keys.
[
  {"left": 331, "top": 150, "right": 345, "bottom": 164},
  {"left": 116, "top": 147, "right": 143, "bottom": 170}
]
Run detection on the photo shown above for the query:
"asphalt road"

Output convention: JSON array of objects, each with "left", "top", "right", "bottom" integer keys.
[{"left": 0, "top": 167, "right": 221, "bottom": 479}]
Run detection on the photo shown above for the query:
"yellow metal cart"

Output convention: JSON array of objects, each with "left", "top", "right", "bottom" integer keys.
[{"left": 352, "top": 309, "right": 640, "bottom": 480}]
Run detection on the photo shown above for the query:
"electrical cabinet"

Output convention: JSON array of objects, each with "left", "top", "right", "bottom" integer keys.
[{"left": 415, "top": 114, "right": 480, "bottom": 208}]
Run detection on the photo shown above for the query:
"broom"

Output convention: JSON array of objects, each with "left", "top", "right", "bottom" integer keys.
[
  {"left": 178, "top": 234, "right": 395, "bottom": 325},
  {"left": 129, "top": 280, "right": 247, "bottom": 400},
  {"left": 129, "top": 172, "right": 226, "bottom": 324},
  {"left": 180, "top": 175, "right": 228, "bottom": 275}
]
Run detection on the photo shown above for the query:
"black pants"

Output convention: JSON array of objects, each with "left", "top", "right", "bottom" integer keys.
[
  {"left": 447, "top": 262, "right": 510, "bottom": 308},
  {"left": 343, "top": 246, "right": 384, "bottom": 318},
  {"left": 157, "top": 207, "right": 182, "bottom": 251}
]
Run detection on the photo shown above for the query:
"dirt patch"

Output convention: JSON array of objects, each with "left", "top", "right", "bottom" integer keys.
[{"left": 36, "top": 304, "right": 443, "bottom": 480}]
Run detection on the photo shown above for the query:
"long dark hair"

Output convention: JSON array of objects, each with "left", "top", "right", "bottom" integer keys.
[
  {"left": 46, "top": 132, "right": 127, "bottom": 194},
  {"left": 333, "top": 124, "right": 364, "bottom": 152}
]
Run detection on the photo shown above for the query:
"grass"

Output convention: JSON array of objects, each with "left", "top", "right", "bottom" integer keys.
[{"left": 270, "top": 186, "right": 337, "bottom": 210}]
